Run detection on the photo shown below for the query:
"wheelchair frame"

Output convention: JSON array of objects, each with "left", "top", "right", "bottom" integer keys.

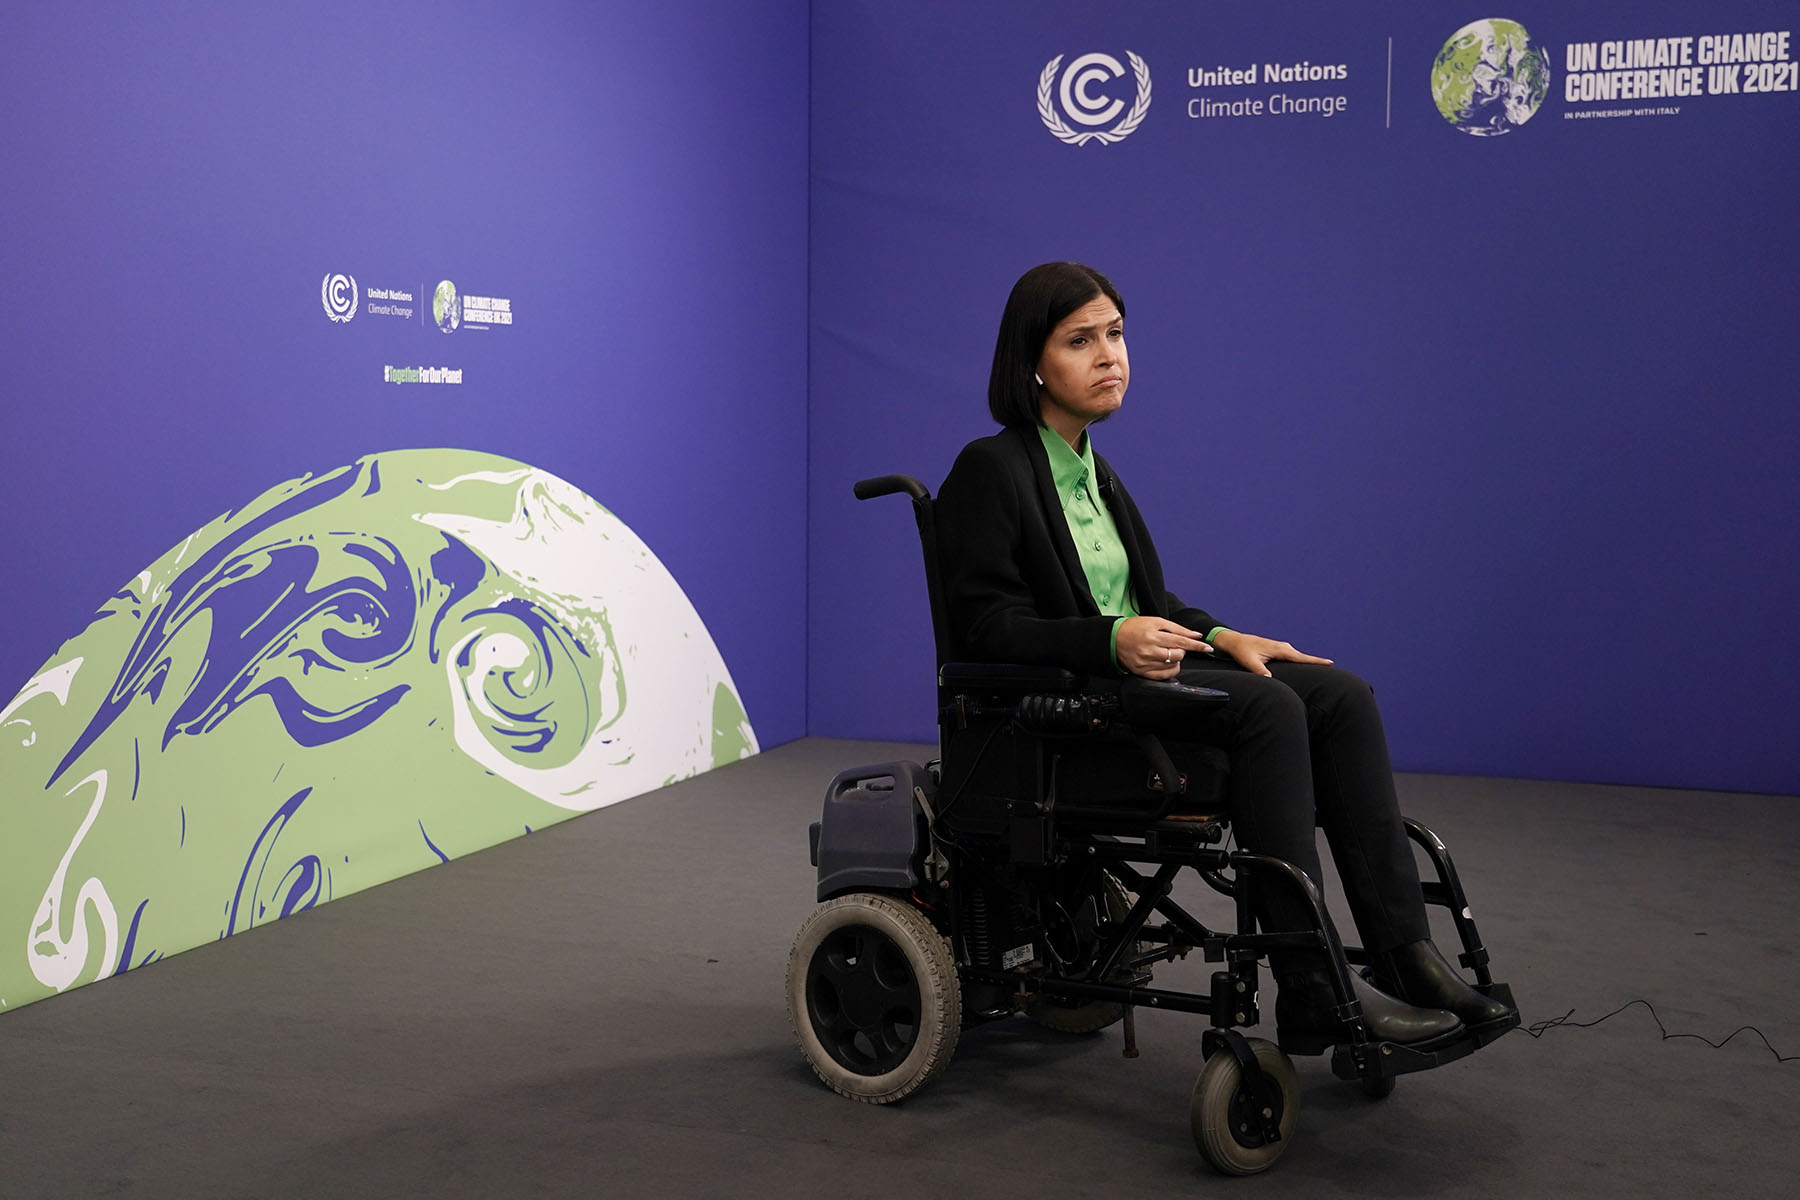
[{"left": 787, "top": 474, "right": 1515, "bottom": 1175}]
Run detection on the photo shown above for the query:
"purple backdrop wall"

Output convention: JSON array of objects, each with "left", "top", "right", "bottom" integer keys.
[
  {"left": 1, "top": 1, "right": 808, "bottom": 747},
  {"left": 3, "top": 2, "right": 1795, "bottom": 796},
  {"left": 807, "top": 0, "right": 1800, "bottom": 795}
]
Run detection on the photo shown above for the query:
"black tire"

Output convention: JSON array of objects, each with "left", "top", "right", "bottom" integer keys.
[
  {"left": 1361, "top": 1071, "right": 1396, "bottom": 1099},
  {"left": 786, "top": 893, "right": 961, "bottom": 1104},
  {"left": 1191, "top": 1037, "right": 1301, "bottom": 1176},
  {"left": 1025, "top": 874, "right": 1145, "bottom": 1034}
]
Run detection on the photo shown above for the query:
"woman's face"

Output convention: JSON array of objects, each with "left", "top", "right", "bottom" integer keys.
[{"left": 1036, "top": 294, "right": 1129, "bottom": 438}]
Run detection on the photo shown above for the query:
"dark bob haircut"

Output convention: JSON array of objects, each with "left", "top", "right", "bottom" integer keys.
[{"left": 987, "top": 261, "right": 1125, "bottom": 428}]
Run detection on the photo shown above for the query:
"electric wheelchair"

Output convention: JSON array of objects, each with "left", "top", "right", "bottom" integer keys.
[{"left": 785, "top": 474, "right": 1516, "bottom": 1175}]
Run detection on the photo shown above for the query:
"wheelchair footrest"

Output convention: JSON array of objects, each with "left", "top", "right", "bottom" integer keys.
[
  {"left": 1326, "top": 1032, "right": 1479, "bottom": 1084},
  {"left": 1322, "top": 984, "right": 1520, "bottom": 1083}
]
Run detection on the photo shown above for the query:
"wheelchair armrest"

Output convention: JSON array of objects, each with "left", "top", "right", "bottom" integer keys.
[{"left": 939, "top": 662, "right": 1081, "bottom": 693}]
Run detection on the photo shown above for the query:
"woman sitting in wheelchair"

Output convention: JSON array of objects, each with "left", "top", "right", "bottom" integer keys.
[{"left": 934, "top": 261, "right": 1518, "bottom": 1049}]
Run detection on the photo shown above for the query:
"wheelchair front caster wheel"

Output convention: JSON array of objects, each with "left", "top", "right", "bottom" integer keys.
[
  {"left": 786, "top": 892, "right": 960, "bottom": 1104},
  {"left": 1191, "top": 1037, "right": 1300, "bottom": 1176}
]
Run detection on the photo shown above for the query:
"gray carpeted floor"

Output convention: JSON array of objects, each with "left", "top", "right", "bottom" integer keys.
[{"left": 4, "top": 738, "right": 1797, "bottom": 1198}]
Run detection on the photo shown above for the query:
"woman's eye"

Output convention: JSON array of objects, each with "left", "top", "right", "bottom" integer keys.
[{"left": 1070, "top": 336, "right": 1087, "bottom": 347}]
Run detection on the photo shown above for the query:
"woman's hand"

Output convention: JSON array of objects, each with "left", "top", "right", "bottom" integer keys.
[
  {"left": 1211, "top": 629, "right": 1332, "bottom": 678},
  {"left": 1117, "top": 616, "right": 1213, "bottom": 680}
]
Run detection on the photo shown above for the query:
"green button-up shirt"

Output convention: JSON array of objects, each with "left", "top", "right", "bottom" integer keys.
[
  {"left": 1035, "top": 424, "right": 1230, "bottom": 669},
  {"left": 1036, "top": 424, "right": 1138, "bottom": 665}
]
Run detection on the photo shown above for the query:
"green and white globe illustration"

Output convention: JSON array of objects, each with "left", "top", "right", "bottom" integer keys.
[
  {"left": 432, "top": 279, "right": 460, "bottom": 332},
  {"left": 1431, "top": 19, "right": 1551, "bottom": 136}
]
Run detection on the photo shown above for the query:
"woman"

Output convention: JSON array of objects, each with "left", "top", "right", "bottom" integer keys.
[{"left": 934, "top": 262, "right": 1517, "bottom": 1049}]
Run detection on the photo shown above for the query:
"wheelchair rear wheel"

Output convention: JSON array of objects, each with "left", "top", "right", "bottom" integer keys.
[
  {"left": 1191, "top": 1037, "right": 1300, "bottom": 1176},
  {"left": 1025, "top": 873, "right": 1146, "bottom": 1034},
  {"left": 787, "top": 892, "right": 961, "bottom": 1104}
]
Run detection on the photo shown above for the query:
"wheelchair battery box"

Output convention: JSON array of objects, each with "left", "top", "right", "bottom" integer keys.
[{"left": 810, "top": 761, "right": 931, "bottom": 902}]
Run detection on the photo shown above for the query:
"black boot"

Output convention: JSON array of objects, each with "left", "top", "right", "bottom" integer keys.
[
  {"left": 1276, "top": 967, "right": 1463, "bottom": 1054},
  {"left": 1373, "top": 940, "right": 1519, "bottom": 1035}
]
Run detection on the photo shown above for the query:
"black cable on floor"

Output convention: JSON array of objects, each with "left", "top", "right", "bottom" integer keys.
[{"left": 1523, "top": 998, "right": 1797, "bottom": 1063}]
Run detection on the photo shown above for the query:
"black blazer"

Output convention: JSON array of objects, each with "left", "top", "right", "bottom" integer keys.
[{"left": 935, "top": 425, "right": 1223, "bottom": 677}]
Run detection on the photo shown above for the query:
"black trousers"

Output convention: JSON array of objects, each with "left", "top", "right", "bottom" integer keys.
[{"left": 1175, "top": 657, "right": 1431, "bottom": 968}]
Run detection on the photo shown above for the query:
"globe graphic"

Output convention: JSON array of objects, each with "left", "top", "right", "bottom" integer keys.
[
  {"left": 432, "top": 279, "right": 460, "bottom": 332},
  {"left": 1431, "top": 19, "right": 1551, "bottom": 136}
]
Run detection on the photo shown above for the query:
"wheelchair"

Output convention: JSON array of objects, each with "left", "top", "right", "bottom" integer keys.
[{"left": 785, "top": 474, "right": 1516, "bottom": 1175}]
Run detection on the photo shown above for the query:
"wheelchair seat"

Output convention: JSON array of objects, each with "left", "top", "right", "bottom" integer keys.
[{"left": 786, "top": 471, "right": 1516, "bottom": 1176}]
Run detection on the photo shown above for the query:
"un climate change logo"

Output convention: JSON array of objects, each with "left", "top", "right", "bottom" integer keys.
[
  {"left": 321, "top": 273, "right": 358, "bottom": 323},
  {"left": 1039, "top": 52, "right": 1152, "bottom": 145},
  {"left": 1432, "top": 19, "right": 1551, "bottom": 135},
  {"left": 433, "top": 280, "right": 460, "bottom": 333}
]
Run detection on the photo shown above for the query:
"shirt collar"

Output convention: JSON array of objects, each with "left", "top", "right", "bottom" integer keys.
[{"left": 1035, "top": 423, "right": 1096, "bottom": 504}]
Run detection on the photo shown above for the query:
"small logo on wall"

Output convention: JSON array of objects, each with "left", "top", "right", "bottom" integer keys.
[
  {"left": 321, "top": 273, "right": 358, "bottom": 322},
  {"left": 1038, "top": 52, "right": 1152, "bottom": 145},
  {"left": 365, "top": 286, "right": 416, "bottom": 319},
  {"left": 433, "top": 280, "right": 460, "bottom": 333},
  {"left": 383, "top": 364, "right": 464, "bottom": 385},
  {"left": 1432, "top": 19, "right": 1552, "bottom": 135}
]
